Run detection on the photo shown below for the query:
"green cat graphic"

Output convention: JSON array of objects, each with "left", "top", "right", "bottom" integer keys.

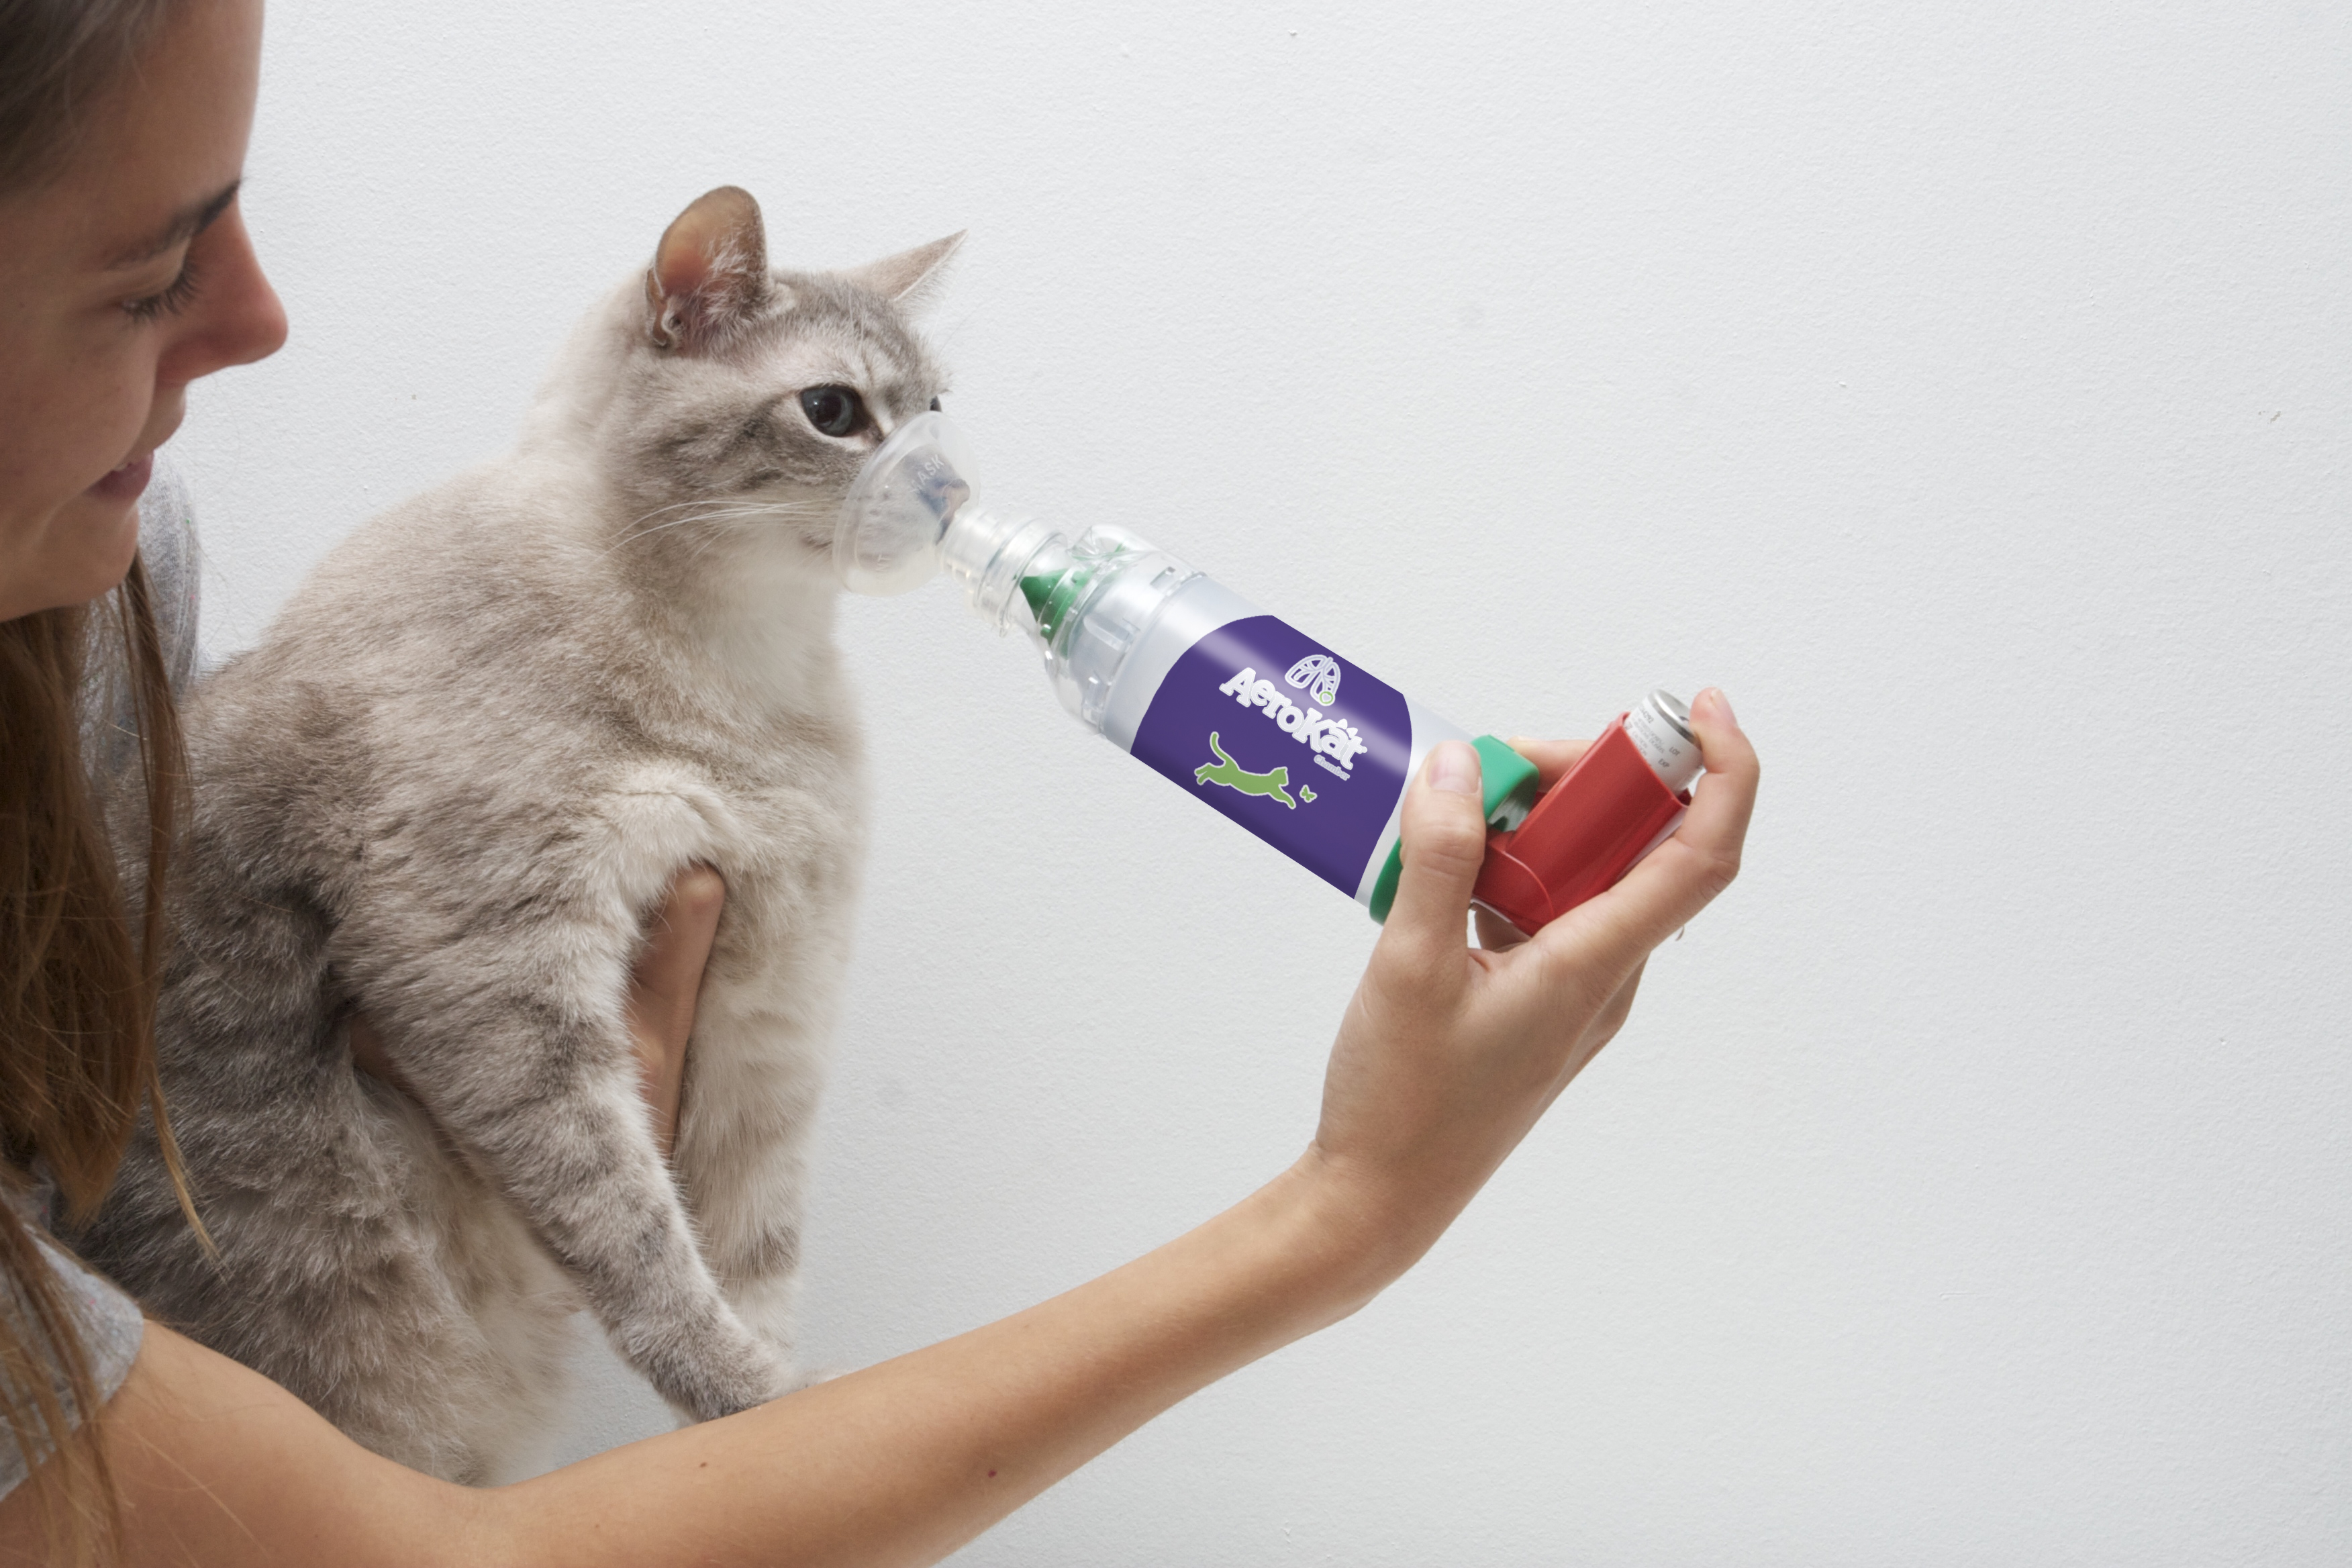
[{"left": 1195, "top": 732, "right": 1297, "bottom": 810}]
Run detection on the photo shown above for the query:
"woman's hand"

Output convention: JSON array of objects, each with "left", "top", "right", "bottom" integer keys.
[
  {"left": 622, "top": 865, "right": 726, "bottom": 1159},
  {"left": 349, "top": 864, "right": 725, "bottom": 1160},
  {"left": 1303, "top": 687, "right": 1757, "bottom": 1275}
]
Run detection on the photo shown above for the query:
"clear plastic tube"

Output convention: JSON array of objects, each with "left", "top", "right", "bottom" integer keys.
[{"left": 933, "top": 504, "right": 1201, "bottom": 736}]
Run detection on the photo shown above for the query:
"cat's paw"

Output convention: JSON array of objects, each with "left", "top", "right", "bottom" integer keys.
[
  {"left": 758, "top": 1358, "right": 812, "bottom": 1404},
  {"left": 652, "top": 1334, "right": 797, "bottom": 1422}
]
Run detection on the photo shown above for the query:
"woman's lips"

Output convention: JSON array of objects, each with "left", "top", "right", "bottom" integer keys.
[{"left": 89, "top": 452, "right": 154, "bottom": 503}]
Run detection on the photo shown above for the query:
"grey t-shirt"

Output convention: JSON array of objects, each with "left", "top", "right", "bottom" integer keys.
[
  {"left": 81, "top": 455, "right": 201, "bottom": 778},
  {"left": 0, "top": 467, "right": 193, "bottom": 1500},
  {"left": 0, "top": 1195, "right": 147, "bottom": 1500}
]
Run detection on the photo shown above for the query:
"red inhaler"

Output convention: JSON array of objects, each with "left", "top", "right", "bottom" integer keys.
[{"left": 1472, "top": 689, "right": 1704, "bottom": 936}]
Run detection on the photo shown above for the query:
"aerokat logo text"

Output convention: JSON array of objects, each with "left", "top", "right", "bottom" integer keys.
[{"left": 1216, "top": 662, "right": 1370, "bottom": 780}]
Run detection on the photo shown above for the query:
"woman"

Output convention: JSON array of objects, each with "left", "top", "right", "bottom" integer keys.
[{"left": 0, "top": 0, "right": 1760, "bottom": 1562}]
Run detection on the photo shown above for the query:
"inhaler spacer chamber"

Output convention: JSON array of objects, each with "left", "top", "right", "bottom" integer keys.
[{"left": 832, "top": 411, "right": 1703, "bottom": 934}]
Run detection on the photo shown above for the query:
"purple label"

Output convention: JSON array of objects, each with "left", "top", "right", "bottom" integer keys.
[{"left": 1130, "top": 615, "right": 1413, "bottom": 895}]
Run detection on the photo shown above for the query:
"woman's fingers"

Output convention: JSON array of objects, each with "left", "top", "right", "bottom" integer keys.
[
  {"left": 1472, "top": 907, "right": 1529, "bottom": 951},
  {"left": 1529, "top": 687, "right": 1759, "bottom": 983},
  {"left": 1583, "top": 955, "right": 1647, "bottom": 1061},
  {"left": 351, "top": 868, "right": 724, "bottom": 1162},
  {"left": 1374, "top": 742, "right": 1491, "bottom": 977},
  {"left": 627, "top": 863, "right": 726, "bottom": 1159},
  {"left": 1534, "top": 958, "right": 1648, "bottom": 1118}
]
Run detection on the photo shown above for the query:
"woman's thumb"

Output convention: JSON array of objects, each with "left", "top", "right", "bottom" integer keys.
[{"left": 1381, "top": 740, "right": 1489, "bottom": 957}]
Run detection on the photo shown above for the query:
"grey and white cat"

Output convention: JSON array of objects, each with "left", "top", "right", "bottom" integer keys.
[{"left": 78, "top": 187, "right": 955, "bottom": 1484}]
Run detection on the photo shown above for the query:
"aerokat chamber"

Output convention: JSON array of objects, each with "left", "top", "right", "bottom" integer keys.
[{"left": 834, "top": 412, "right": 1706, "bottom": 935}]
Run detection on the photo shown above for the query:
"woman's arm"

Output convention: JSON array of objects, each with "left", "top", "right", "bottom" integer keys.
[
  {"left": 4, "top": 695, "right": 1757, "bottom": 1568},
  {"left": 90, "top": 1155, "right": 1400, "bottom": 1568}
]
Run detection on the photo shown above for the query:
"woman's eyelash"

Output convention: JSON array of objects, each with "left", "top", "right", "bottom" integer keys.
[{"left": 125, "top": 258, "right": 203, "bottom": 324}]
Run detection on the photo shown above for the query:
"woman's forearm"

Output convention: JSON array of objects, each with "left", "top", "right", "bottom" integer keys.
[
  {"left": 489, "top": 1157, "right": 1408, "bottom": 1568},
  {"left": 49, "top": 1157, "right": 1413, "bottom": 1568}
]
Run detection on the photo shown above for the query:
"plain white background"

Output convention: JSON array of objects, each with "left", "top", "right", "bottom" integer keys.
[{"left": 171, "top": 1, "right": 2347, "bottom": 1561}]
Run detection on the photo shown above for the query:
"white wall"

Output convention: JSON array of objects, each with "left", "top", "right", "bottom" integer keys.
[{"left": 175, "top": 1, "right": 2349, "bottom": 1561}]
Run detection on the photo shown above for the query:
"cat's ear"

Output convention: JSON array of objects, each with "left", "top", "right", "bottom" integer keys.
[
  {"left": 840, "top": 232, "right": 965, "bottom": 311},
  {"left": 645, "top": 186, "right": 772, "bottom": 352}
]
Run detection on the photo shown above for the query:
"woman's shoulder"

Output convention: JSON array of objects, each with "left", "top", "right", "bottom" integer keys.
[{"left": 0, "top": 1189, "right": 146, "bottom": 1502}]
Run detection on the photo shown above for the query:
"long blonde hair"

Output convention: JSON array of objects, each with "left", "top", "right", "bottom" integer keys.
[{"left": 3, "top": 4, "right": 195, "bottom": 1561}]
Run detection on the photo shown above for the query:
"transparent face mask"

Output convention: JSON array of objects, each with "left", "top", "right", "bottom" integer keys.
[
  {"left": 831, "top": 409, "right": 1194, "bottom": 726},
  {"left": 832, "top": 411, "right": 979, "bottom": 596}
]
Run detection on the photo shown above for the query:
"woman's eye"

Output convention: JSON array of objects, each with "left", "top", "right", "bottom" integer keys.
[
  {"left": 799, "top": 385, "right": 869, "bottom": 438},
  {"left": 125, "top": 257, "right": 203, "bottom": 324}
]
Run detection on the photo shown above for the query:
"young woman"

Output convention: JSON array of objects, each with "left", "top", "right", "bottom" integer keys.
[{"left": 0, "top": 1, "right": 1760, "bottom": 1563}]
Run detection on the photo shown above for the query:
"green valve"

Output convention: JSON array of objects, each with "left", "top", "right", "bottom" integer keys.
[
  {"left": 1018, "top": 569, "right": 1059, "bottom": 626},
  {"left": 1366, "top": 735, "right": 1540, "bottom": 925},
  {"left": 1473, "top": 735, "right": 1542, "bottom": 832},
  {"left": 1021, "top": 544, "right": 1128, "bottom": 642}
]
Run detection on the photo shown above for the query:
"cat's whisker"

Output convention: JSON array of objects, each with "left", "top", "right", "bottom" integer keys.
[
  {"left": 606, "top": 497, "right": 839, "bottom": 558},
  {"left": 613, "top": 499, "right": 741, "bottom": 538},
  {"left": 620, "top": 496, "right": 776, "bottom": 532},
  {"left": 606, "top": 503, "right": 792, "bottom": 556},
  {"left": 620, "top": 498, "right": 825, "bottom": 535}
]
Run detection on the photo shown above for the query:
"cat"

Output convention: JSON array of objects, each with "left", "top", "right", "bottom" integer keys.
[
  {"left": 1195, "top": 733, "right": 1299, "bottom": 808},
  {"left": 75, "top": 187, "right": 957, "bottom": 1485}
]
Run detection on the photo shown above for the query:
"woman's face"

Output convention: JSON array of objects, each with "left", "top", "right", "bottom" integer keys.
[{"left": 0, "top": 0, "right": 285, "bottom": 622}]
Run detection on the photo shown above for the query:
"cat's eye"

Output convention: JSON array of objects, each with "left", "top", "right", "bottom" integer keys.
[{"left": 799, "top": 385, "right": 870, "bottom": 438}]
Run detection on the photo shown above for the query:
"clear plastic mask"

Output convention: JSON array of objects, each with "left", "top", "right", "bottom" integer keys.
[{"left": 832, "top": 411, "right": 979, "bottom": 596}]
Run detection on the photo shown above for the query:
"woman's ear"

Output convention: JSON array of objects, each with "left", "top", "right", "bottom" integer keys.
[
  {"left": 841, "top": 232, "right": 965, "bottom": 311},
  {"left": 645, "top": 186, "right": 772, "bottom": 351}
]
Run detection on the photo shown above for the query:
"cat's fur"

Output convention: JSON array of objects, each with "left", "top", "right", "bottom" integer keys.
[{"left": 76, "top": 188, "right": 955, "bottom": 1484}]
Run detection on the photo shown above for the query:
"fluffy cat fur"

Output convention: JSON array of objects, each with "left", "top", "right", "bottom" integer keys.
[{"left": 76, "top": 187, "right": 956, "bottom": 1484}]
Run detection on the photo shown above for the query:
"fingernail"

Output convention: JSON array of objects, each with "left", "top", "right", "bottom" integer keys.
[
  {"left": 1702, "top": 687, "right": 1736, "bottom": 725},
  {"left": 1428, "top": 740, "right": 1481, "bottom": 795}
]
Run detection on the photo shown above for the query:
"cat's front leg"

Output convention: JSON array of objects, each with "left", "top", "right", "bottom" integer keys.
[
  {"left": 344, "top": 882, "right": 793, "bottom": 1422},
  {"left": 673, "top": 962, "right": 843, "bottom": 1363}
]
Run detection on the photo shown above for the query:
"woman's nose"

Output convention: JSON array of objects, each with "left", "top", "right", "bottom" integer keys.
[{"left": 158, "top": 202, "right": 287, "bottom": 387}]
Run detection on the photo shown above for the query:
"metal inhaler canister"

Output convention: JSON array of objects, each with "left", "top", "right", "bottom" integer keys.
[{"left": 1469, "top": 689, "right": 1703, "bottom": 935}]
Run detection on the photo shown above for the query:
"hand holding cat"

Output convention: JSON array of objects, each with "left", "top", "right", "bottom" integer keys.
[
  {"left": 348, "top": 864, "right": 726, "bottom": 1162},
  {"left": 1301, "top": 687, "right": 1757, "bottom": 1278},
  {"left": 622, "top": 865, "right": 726, "bottom": 1161}
]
